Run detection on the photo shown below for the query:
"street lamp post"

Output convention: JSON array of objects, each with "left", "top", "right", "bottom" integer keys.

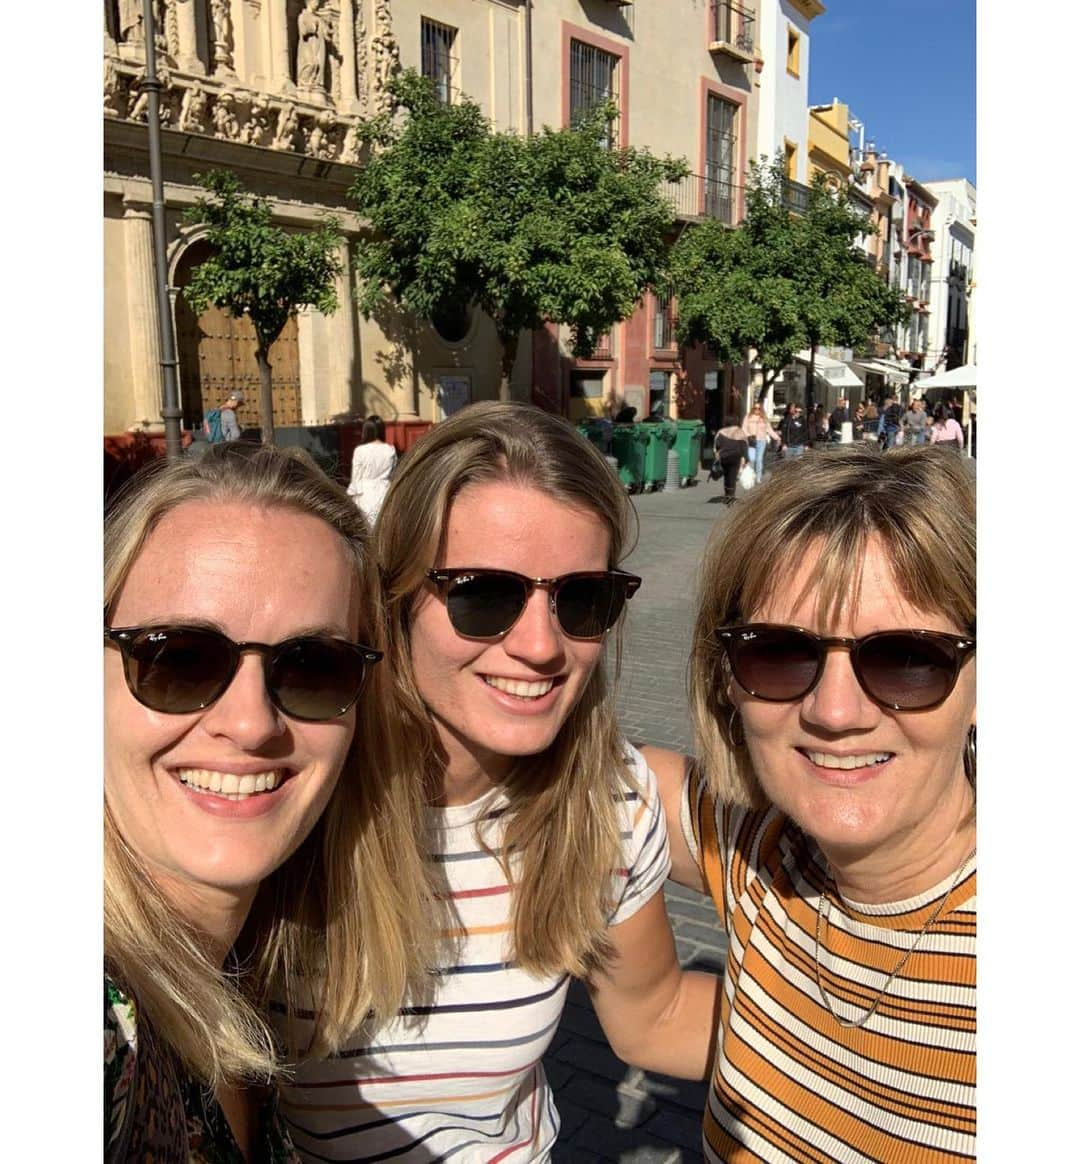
[{"left": 140, "top": 0, "right": 184, "bottom": 459}]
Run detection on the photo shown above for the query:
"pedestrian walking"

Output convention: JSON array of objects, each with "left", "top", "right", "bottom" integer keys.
[
  {"left": 278, "top": 403, "right": 721, "bottom": 1163},
  {"left": 929, "top": 401, "right": 965, "bottom": 449},
  {"left": 778, "top": 401, "right": 809, "bottom": 458},
  {"left": 646, "top": 443, "right": 977, "bottom": 1162},
  {"left": 852, "top": 401, "right": 867, "bottom": 442},
  {"left": 828, "top": 396, "right": 850, "bottom": 442},
  {"left": 863, "top": 398, "right": 879, "bottom": 443},
  {"left": 903, "top": 398, "right": 929, "bottom": 445},
  {"left": 881, "top": 395, "right": 903, "bottom": 449},
  {"left": 347, "top": 416, "right": 397, "bottom": 525},
  {"left": 741, "top": 402, "right": 780, "bottom": 483},
  {"left": 710, "top": 415, "right": 749, "bottom": 504}
]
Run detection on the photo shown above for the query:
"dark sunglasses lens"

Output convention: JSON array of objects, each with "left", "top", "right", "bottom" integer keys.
[
  {"left": 445, "top": 573, "right": 528, "bottom": 638},
  {"left": 856, "top": 633, "right": 957, "bottom": 709},
  {"left": 125, "top": 628, "right": 235, "bottom": 713},
  {"left": 269, "top": 638, "right": 367, "bottom": 720},
  {"left": 556, "top": 575, "right": 623, "bottom": 638},
  {"left": 728, "top": 628, "right": 820, "bottom": 700}
]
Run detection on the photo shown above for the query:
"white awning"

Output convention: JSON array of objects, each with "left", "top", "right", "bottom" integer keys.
[
  {"left": 794, "top": 350, "right": 863, "bottom": 389},
  {"left": 854, "top": 359, "right": 910, "bottom": 384},
  {"left": 913, "top": 363, "right": 977, "bottom": 391}
]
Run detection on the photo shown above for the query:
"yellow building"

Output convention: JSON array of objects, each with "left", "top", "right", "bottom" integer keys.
[{"left": 807, "top": 97, "right": 851, "bottom": 189}]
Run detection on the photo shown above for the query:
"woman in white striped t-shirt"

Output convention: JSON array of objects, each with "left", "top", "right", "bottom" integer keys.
[
  {"left": 276, "top": 402, "right": 722, "bottom": 1162},
  {"left": 647, "top": 443, "right": 977, "bottom": 1163}
]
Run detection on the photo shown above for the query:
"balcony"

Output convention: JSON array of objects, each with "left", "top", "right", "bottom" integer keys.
[
  {"left": 661, "top": 172, "right": 741, "bottom": 225},
  {"left": 782, "top": 178, "right": 812, "bottom": 216},
  {"left": 709, "top": 2, "right": 755, "bottom": 62}
]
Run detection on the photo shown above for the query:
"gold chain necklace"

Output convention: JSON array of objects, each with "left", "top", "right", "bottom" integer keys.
[{"left": 814, "top": 848, "right": 976, "bottom": 1030}]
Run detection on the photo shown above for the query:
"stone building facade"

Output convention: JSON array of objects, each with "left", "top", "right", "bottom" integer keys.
[{"left": 103, "top": 1, "right": 814, "bottom": 436}]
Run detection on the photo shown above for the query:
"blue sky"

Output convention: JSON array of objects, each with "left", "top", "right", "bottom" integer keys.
[{"left": 807, "top": 0, "right": 976, "bottom": 185}]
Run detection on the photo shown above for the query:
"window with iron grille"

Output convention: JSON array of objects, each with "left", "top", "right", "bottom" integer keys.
[
  {"left": 570, "top": 39, "right": 620, "bottom": 143},
  {"left": 705, "top": 95, "right": 738, "bottom": 224},
  {"left": 648, "top": 370, "right": 670, "bottom": 417},
  {"left": 421, "top": 17, "right": 457, "bottom": 104},
  {"left": 652, "top": 292, "right": 677, "bottom": 351}
]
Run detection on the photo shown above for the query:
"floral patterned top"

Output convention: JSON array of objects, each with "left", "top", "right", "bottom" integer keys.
[{"left": 104, "top": 976, "right": 300, "bottom": 1163}]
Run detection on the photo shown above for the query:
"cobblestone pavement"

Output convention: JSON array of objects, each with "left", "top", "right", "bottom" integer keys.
[{"left": 544, "top": 466, "right": 742, "bottom": 1163}]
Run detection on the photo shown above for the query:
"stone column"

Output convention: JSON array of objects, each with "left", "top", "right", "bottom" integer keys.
[
  {"left": 268, "top": 0, "right": 293, "bottom": 93},
  {"left": 174, "top": 0, "right": 204, "bottom": 73},
  {"left": 326, "top": 238, "right": 356, "bottom": 416},
  {"left": 297, "top": 307, "right": 318, "bottom": 424},
  {"left": 338, "top": 0, "right": 357, "bottom": 109},
  {"left": 123, "top": 203, "right": 166, "bottom": 428}
]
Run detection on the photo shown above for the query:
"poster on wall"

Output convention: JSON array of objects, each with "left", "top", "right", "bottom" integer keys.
[{"left": 436, "top": 375, "right": 472, "bottom": 420}]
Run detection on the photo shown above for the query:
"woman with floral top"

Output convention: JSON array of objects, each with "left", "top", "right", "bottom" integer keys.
[{"left": 104, "top": 444, "right": 433, "bottom": 1161}]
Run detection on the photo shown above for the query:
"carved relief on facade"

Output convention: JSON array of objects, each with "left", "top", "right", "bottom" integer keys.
[
  {"left": 304, "top": 107, "right": 341, "bottom": 159},
  {"left": 210, "top": 0, "right": 236, "bottom": 74},
  {"left": 339, "top": 118, "right": 363, "bottom": 165},
  {"left": 104, "top": 57, "right": 126, "bottom": 118},
  {"left": 354, "top": 0, "right": 368, "bottom": 112},
  {"left": 177, "top": 80, "right": 210, "bottom": 132},
  {"left": 211, "top": 88, "right": 242, "bottom": 139},
  {"left": 271, "top": 101, "right": 300, "bottom": 150},
  {"left": 368, "top": 0, "right": 399, "bottom": 117},
  {"left": 242, "top": 93, "right": 276, "bottom": 145},
  {"left": 296, "top": 1, "right": 331, "bottom": 98},
  {"left": 127, "top": 64, "right": 175, "bottom": 124}
]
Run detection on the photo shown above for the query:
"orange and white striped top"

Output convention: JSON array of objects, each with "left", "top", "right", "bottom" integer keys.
[{"left": 684, "top": 772, "right": 976, "bottom": 1163}]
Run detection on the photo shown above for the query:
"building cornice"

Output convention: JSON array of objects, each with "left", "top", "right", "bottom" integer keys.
[{"left": 786, "top": 0, "right": 826, "bottom": 21}]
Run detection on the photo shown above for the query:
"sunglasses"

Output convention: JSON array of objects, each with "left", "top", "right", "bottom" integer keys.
[
  {"left": 425, "top": 568, "right": 642, "bottom": 641},
  {"left": 717, "top": 623, "right": 975, "bottom": 711},
  {"left": 105, "top": 624, "right": 382, "bottom": 721}
]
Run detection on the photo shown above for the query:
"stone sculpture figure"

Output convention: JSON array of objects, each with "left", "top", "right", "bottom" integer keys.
[
  {"left": 243, "top": 94, "right": 275, "bottom": 146},
  {"left": 178, "top": 81, "right": 209, "bottom": 133},
  {"left": 211, "top": 89, "right": 241, "bottom": 140},
  {"left": 210, "top": 0, "right": 235, "bottom": 74},
  {"left": 104, "top": 57, "right": 124, "bottom": 118},
  {"left": 271, "top": 102, "right": 299, "bottom": 150},
  {"left": 297, "top": 0, "right": 328, "bottom": 90}
]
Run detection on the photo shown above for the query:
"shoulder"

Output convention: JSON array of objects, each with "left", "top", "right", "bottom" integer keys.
[{"left": 105, "top": 977, "right": 139, "bottom": 1156}]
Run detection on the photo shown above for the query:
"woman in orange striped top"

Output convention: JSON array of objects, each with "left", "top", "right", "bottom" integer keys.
[{"left": 647, "top": 444, "right": 976, "bottom": 1162}]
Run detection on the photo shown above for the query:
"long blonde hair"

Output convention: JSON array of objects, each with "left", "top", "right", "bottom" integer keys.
[
  {"left": 104, "top": 443, "right": 436, "bottom": 1087},
  {"left": 376, "top": 402, "right": 638, "bottom": 978},
  {"left": 689, "top": 444, "right": 976, "bottom": 806}
]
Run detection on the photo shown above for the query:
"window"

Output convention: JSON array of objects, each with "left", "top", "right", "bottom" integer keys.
[
  {"left": 421, "top": 16, "right": 457, "bottom": 104},
  {"left": 705, "top": 94, "right": 738, "bottom": 224},
  {"left": 652, "top": 292, "right": 677, "bottom": 351},
  {"left": 648, "top": 370, "right": 670, "bottom": 417},
  {"left": 570, "top": 39, "right": 619, "bottom": 144},
  {"left": 787, "top": 26, "right": 800, "bottom": 76}
]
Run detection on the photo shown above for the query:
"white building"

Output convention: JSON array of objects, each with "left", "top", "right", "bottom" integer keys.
[
  {"left": 752, "top": 0, "right": 824, "bottom": 181},
  {"left": 923, "top": 179, "right": 976, "bottom": 370}
]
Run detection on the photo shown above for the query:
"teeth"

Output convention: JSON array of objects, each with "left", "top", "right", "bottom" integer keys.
[
  {"left": 806, "top": 751, "right": 891, "bottom": 770},
  {"left": 176, "top": 768, "right": 282, "bottom": 798},
  {"left": 483, "top": 676, "right": 555, "bottom": 699}
]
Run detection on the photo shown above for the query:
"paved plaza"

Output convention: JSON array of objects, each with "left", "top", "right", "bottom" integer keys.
[{"left": 544, "top": 469, "right": 738, "bottom": 1163}]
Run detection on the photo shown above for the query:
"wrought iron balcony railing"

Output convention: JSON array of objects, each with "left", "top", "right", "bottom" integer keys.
[
  {"left": 661, "top": 172, "right": 741, "bottom": 225},
  {"left": 709, "top": 2, "right": 755, "bottom": 56},
  {"left": 782, "top": 178, "right": 812, "bottom": 216}
]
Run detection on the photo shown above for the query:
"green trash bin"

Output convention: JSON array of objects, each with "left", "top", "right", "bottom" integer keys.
[
  {"left": 642, "top": 421, "right": 677, "bottom": 491},
  {"left": 575, "top": 419, "right": 608, "bottom": 456},
  {"left": 611, "top": 424, "right": 648, "bottom": 493},
  {"left": 675, "top": 420, "right": 705, "bottom": 487}
]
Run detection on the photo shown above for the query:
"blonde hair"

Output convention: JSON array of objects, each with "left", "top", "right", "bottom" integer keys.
[
  {"left": 376, "top": 402, "right": 638, "bottom": 978},
  {"left": 104, "top": 443, "right": 436, "bottom": 1088},
  {"left": 689, "top": 444, "right": 976, "bottom": 806}
]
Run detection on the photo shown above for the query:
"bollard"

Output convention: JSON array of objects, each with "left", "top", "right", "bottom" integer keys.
[{"left": 665, "top": 448, "right": 680, "bottom": 491}]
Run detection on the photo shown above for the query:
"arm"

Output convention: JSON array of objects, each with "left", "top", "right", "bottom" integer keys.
[
  {"left": 640, "top": 745, "right": 704, "bottom": 891},
  {"left": 587, "top": 892, "right": 721, "bottom": 1080}
]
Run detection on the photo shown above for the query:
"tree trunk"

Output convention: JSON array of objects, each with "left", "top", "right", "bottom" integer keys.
[
  {"left": 498, "top": 331, "right": 518, "bottom": 403},
  {"left": 255, "top": 345, "right": 276, "bottom": 445},
  {"left": 805, "top": 342, "right": 816, "bottom": 440}
]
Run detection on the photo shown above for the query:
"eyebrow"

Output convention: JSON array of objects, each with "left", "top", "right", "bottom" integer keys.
[{"left": 120, "top": 617, "right": 357, "bottom": 641}]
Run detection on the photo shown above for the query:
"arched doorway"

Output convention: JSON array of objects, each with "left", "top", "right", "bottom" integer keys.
[{"left": 174, "top": 239, "right": 303, "bottom": 432}]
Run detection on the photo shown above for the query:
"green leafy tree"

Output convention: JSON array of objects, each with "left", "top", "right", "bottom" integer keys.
[
  {"left": 670, "top": 156, "right": 910, "bottom": 415},
  {"left": 182, "top": 170, "right": 343, "bottom": 444},
  {"left": 349, "top": 71, "right": 687, "bottom": 400}
]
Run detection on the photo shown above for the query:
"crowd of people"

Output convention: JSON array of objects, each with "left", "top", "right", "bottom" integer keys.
[{"left": 104, "top": 405, "right": 976, "bottom": 1163}]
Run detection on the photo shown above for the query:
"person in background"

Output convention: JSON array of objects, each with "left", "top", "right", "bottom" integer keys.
[
  {"left": 852, "top": 401, "right": 867, "bottom": 443},
  {"left": 347, "top": 416, "right": 397, "bottom": 526},
  {"left": 828, "top": 396, "right": 850, "bottom": 442},
  {"left": 811, "top": 403, "right": 829, "bottom": 446},
  {"left": 903, "top": 397, "right": 929, "bottom": 445},
  {"left": 929, "top": 402, "right": 965, "bottom": 449},
  {"left": 742, "top": 402, "right": 780, "bottom": 483},
  {"left": 220, "top": 393, "right": 243, "bottom": 442},
  {"left": 778, "top": 401, "right": 809, "bottom": 459},
  {"left": 647, "top": 444, "right": 977, "bottom": 1162},
  {"left": 881, "top": 395, "right": 904, "bottom": 449},
  {"left": 863, "top": 398, "right": 879, "bottom": 443},
  {"left": 710, "top": 415, "right": 749, "bottom": 505}
]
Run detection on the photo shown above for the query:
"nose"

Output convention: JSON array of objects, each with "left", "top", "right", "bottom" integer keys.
[
  {"left": 199, "top": 654, "right": 287, "bottom": 749},
  {"left": 800, "top": 646, "right": 881, "bottom": 734},
  {"left": 500, "top": 587, "right": 565, "bottom": 665}
]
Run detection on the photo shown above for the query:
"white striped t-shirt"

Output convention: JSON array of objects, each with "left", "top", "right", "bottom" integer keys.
[{"left": 278, "top": 745, "right": 670, "bottom": 1162}]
